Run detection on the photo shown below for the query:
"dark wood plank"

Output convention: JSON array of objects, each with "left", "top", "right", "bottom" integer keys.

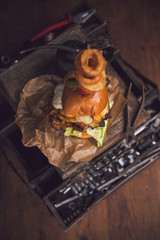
[{"left": 0, "top": 0, "right": 160, "bottom": 240}]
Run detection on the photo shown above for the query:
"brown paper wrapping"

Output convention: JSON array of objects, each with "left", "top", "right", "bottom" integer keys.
[{"left": 15, "top": 74, "right": 126, "bottom": 167}]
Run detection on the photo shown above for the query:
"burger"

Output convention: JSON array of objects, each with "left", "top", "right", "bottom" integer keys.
[{"left": 49, "top": 49, "right": 112, "bottom": 147}]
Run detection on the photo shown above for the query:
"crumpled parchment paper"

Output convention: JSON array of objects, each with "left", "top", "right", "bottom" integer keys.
[{"left": 15, "top": 74, "right": 126, "bottom": 167}]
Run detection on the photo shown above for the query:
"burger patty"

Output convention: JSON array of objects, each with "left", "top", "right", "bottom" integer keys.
[
  {"left": 49, "top": 108, "right": 111, "bottom": 131},
  {"left": 49, "top": 108, "right": 85, "bottom": 131}
]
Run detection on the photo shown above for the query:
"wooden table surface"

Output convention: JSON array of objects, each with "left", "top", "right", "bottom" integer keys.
[{"left": 0, "top": 0, "right": 160, "bottom": 239}]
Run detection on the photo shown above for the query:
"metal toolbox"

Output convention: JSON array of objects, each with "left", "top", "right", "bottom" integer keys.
[{"left": 0, "top": 2, "right": 159, "bottom": 231}]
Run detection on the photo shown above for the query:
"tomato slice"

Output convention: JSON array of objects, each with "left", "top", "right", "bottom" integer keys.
[{"left": 77, "top": 88, "right": 89, "bottom": 95}]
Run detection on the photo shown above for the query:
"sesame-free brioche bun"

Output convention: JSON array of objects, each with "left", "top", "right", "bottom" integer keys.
[{"left": 61, "top": 82, "right": 108, "bottom": 118}]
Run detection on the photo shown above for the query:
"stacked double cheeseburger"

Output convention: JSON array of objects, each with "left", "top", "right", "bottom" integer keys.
[{"left": 49, "top": 49, "right": 111, "bottom": 146}]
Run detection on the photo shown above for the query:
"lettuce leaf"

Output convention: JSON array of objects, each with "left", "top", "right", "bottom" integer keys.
[
  {"left": 64, "top": 120, "right": 108, "bottom": 147},
  {"left": 64, "top": 127, "right": 83, "bottom": 137},
  {"left": 86, "top": 120, "right": 108, "bottom": 147}
]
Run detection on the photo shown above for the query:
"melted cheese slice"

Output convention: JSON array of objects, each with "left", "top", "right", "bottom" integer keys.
[
  {"left": 59, "top": 102, "right": 110, "bottom": 126},
  {"left": 58, "top": 114, "right": 77, "bottom": 123},
  {"left": 93, "top": 103, "right": 109, "bottom": 122},
  {"left": 90, "top": 103, "right": 109, "bottom": 127}
]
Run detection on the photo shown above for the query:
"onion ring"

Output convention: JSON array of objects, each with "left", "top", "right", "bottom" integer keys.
[
  {"left": 79, "top": 49, "right": 106, "bottom": 78},
  {"left": 73, "top": 49, "right": 107, "bottom": 91},
  {"left": 76, "top": 69, "right": 102, "bottom": 85},
  {"left": 79, "top": 70, "right": 107, "bottom": 92}
]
